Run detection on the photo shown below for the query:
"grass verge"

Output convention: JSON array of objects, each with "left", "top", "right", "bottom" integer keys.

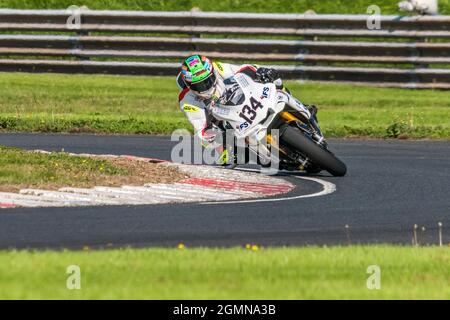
[
  {"left": 1, "top": 0, "right": 450, "bottom": 15},
  {"left": 0, "top": 72, "right": 449, "bottom": 138},
  {"left": 0, "top": 146, "right": 186, "bottom": 192},
  {"left": 0, "top": 246, "right": 449, "bottom": 299}
]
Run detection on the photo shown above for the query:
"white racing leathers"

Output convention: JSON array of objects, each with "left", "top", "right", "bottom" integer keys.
[{"left": 177, "top": 62, "right": 284, "bottom": 164}]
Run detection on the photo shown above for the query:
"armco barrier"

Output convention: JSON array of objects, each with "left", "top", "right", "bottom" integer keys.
[{"left": 0, "top": 9, "right": 449, "bottom": 88}]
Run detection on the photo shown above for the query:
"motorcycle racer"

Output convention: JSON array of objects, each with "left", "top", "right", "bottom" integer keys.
[{"left": 176, "top": 54, "right": 287, "bottom": 165}]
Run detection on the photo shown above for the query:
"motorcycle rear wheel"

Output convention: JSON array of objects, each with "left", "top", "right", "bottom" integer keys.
[{"left": 281, "top": 126, "right": 347, "bottom": 177}]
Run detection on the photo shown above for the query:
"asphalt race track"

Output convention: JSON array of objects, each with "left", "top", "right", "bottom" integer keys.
[{"left": 0, "top": 133, "right": 449, "bottom": 249}]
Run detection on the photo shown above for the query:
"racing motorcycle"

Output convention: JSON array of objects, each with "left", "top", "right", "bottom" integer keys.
[{"left": 210, "top": 72, "right": 347, "bottom": 177}]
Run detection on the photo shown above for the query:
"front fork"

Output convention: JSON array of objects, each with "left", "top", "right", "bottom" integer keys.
[{"left": 279, "top": 93, "right": 325, "bottom": 145}]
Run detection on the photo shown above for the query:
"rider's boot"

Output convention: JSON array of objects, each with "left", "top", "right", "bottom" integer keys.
[{"left": 218, "top": 149, "right": 237, "bottom": 169}]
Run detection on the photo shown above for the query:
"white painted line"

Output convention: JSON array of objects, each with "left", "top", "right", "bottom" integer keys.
[
  {"left": 123, "top": 185, "right": 238, "bottom": 200},
  {"left": 19, "top": 189, "right": 129, "bottom": 206},
  {"left": 58, "top": 188, "right": 148, "bottom": 205},
  {"left": 20, "top": 189, "right": 93, "bottom": 202},
  {"left": 174, "top": 164, "right": 290, "bottom": 185},
  {"left": 200, "top": 174, "right": 336, "bottom": 205},
  {"left": 172, "top": 184, "right": 255, "bottom": 199},
  {"left": 91, "top": 187, "right": 178, "bottom": 204},
  {"left": 142, "top": 183, "right": 258, "bottom": 199},
  {"left": 0, "top": 192, "right": 76, "bottom": 207}
]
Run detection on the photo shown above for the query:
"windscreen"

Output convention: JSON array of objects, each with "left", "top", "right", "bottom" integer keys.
[{"left": 216, "top": 77, "right": 246, "bottom": 107}]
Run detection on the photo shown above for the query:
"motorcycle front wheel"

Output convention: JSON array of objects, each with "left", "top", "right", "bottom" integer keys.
[{"left": 281, "top": 126, "right": 347, "bottom": 177}]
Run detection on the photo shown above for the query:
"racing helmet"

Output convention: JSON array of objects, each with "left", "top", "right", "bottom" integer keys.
[{"left": 180, "top": 55, "right": 217, "bottom": 98}]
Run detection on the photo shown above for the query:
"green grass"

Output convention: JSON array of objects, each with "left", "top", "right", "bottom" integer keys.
[
  {"left": 1, "top": 0, "right": 450, "bottom": 15},
  {"left": 0, "top": 145, "right": 184, "bottom": 191},
  {"left": 0, "top": 246, "right": 449, "bottom": 299},
  {"left": 0, "top": 72, "right": 449, "bottom": 138},
  {"left": 0, "top": 146, "right": 123, "bottom": 191}
]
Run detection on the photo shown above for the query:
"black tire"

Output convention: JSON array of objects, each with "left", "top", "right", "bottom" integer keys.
[
  {"left": 281, "top": 126, "right": 347, "bottom": 177},
  {"left": 304, "top": 164, "right": 323, "bottom": 174}
]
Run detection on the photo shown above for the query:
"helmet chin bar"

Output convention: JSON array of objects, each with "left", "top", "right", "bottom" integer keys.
[
  {"left": 193, "top": 74, "right": 222, "bottom": 100},
  {"left": 193, "top": 86, "right": 215, "bottom": 100}
]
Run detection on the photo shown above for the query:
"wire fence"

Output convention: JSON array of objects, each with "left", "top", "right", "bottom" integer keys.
[{"left": 1, "top": 9, "right": 450, "bottom": 88}]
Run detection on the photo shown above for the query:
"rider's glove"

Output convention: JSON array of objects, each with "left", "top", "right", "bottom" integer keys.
[
  {"left": 203, "top": 131, "right": 217, "bottom": 144},
  {"left": 255, "top": 67, "right": 281, "bottom": 84},
  {"left": 201, "top": 123, "right": 223, "bottom": 147}
]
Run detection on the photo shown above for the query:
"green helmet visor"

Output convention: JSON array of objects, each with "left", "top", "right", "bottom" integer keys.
[{"left": 189, "top": 72, "right": 217, "bottom": 93}]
